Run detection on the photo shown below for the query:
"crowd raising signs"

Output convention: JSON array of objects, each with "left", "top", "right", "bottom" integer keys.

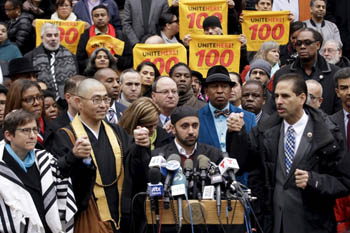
[
  {"left": 35, "top": 19, "right": 85, "bottom": 55},
  {"left": 179, "top": 0, "right": 228, "bottom": 39},
  {"left": 133, "top": 43, "right": 187, "bottom": 76},
  {"left": 242, "top": 10, "right": 290, "bottom": 51},
  {"left": 189, "top": 35, "right": 241, "bottom": 77}
]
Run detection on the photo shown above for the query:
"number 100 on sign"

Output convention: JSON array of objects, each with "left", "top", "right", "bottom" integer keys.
[
  {"left": 195, "top": 49, "right": 234, "bottom": 67},
  {"left": 249, "top": 23, "right": 284, "bottom": 41}
]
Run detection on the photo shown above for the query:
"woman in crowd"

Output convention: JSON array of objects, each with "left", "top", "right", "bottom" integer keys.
[
  {"left": 254, "top": 41, "right": 280, "bottom": 77},
  {"left": 51, "top": 0, "right": 77, "bottom": 21},
  {"left": 84, "top": 48, "right": 117, "bottom": 77},
  {"left": 4, "top": 79, "right": 48, "bottom": 149},
  {"left": 119, "top": 97, "right": 172, "bottom": 150},
  {"left": 5, "top": 0, "right": 35, "bottom": 54},
  {"left": 0, "top": 22, "right": 22, "bottom": 62},
  {"left": 136, "top": 61, "right": 160, "bottom": 97},
  {"left": 43, "top": 90, "right": 59, "bottom": 121}
]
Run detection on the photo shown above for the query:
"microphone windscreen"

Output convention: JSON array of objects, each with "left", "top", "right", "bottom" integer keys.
[
  {"left": 184, "top": 159, "right": 193, "bottom": 170},
  {"left": 149, "top": 167, "right": 161, "bottom": 184},
  {"left": 198, "top": 154, "right": 210, "bottom": 169},
  {"left": 167, "top": 154, "right": 181, "bottom": 163}
]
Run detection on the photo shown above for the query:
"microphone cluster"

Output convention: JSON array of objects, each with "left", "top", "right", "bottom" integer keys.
[{"left": 147, "top": 152, "right": 255, "bottom": 224}]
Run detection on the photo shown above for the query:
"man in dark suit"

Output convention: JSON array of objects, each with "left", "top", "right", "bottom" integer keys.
[
  {"left": 229, "top": 73, "right": 350, "bottom": 233},
  {"left": 94, "top": 68, "right": 127, "bottom": 124},
  {"left": 331, "top": 67, "right": 350, "bottom": 148}
]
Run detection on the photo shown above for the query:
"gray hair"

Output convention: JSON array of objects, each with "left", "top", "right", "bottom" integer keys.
[
  {"left": 40, "top": 23, "right": 60, "bottom": 38},
  {"left": 254, "top": 41, "right": 279, "bottom": 61},
  {"left": 322, "top": 39, "right": 343, "bottom": 51}
]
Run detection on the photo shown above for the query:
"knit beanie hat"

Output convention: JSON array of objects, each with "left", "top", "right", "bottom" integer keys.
[
  {"left": 249, "top": 59, "right": 272, "bottom": 78},
  {"left": 203, "top": 16, "right": 222, "bottom": 30}
]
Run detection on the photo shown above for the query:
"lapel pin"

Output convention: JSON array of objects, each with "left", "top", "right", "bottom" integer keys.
[
  {"left": 319, "top": 75, "right": 324, "bottom": 80},
  {"left": 307, "top": 132, "right": 312, "bottom": 138}
]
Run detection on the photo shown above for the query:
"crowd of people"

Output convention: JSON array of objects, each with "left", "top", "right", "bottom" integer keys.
[{"left": 1, "top": 0, "right": 350, "bottom": 233}]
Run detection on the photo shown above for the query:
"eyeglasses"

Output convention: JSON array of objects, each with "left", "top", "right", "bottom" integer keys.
[
  {"left": 295, "top": 40, "right": 317, "bottom": 47},
  {"left": 22, "top": 95, "right": 44, "bottom": 105},
  {"left": 16, "top": 127, "right": 40, "bottom": 136},
  {"left": 79, "top": 96, "right": 111, "bottom": 105},
  {"left": 170, "top": 19, "right": 179, "bottom": 24},
  {"left": 154, "top": 89, "right": 178, "bottom": 96},
  {"left": 4, "top": 8, "right": 15, "bottom": 11}
]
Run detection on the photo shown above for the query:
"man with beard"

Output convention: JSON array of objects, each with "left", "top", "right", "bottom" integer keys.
[
  {"left": 151, "top": 76, "right": 179, "bottom": 127},
  {"left": 169, "top": 63, "right": 206, "bottom": 111},
  {"left": 94, "top": 68, "right": 126, "bottom": 124},
  {"left": 24, "top": 23, "right": 78, "bottom": 100},
  {"left": 320, "top": 39, "right": 350, "bottom": 68},
  {"left": 274, "top": 27, "right": 340, "bottom": 115}
]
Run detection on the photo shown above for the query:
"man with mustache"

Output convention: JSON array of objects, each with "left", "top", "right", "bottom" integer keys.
[{"left": 24, "top": 23, "right": 78, "bottom": 100}]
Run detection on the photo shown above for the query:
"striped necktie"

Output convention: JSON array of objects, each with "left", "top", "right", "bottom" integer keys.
[
  {"left": 50, "top": 52, "right": 59, "bottom": 99},
  {"left": 285, "top": 126, "right": 295, "bottom": 174},
  {"left": 108, "top": 108, "right": 117, "bottom": 124}
]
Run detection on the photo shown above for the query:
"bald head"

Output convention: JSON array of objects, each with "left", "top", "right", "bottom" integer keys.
[
  {"left": 93, "top": 68, "right": 120, "bottom": 100},
  {"left": 306, "top": 79, "right": 323, "bottom": 109},
  {"left": 78, "top": 78, "right": 107, "bottom": 97}
]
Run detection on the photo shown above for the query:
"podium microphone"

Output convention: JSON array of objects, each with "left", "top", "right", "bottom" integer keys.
[
  {"left": 218, "top": 153, "right": 240, "bottom": 189},
  {"left": 147, "top": 167, "right": 164, "bottom": 227},
  {"left": 163, "top": 154, "right": 181, "bottom": 209},
  {"left": 149, "top": 153, "right": 166, "bottom": 169},
  {"left": 183, "top": 159, "right": 193, "bottom": 192},
  {"left": 210, "top": 164, "right": 224, "bottom": 217},
  {"left": 171, "top": 171, "right": 187, "bottom": 229},
  {"left": 197, "top": 155, "right": 210, "bottom": 193}
]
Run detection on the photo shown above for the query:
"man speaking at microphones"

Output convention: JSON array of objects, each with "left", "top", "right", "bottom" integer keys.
[{"left": 152, "top": 105, "right": 222, "bottom": 169}]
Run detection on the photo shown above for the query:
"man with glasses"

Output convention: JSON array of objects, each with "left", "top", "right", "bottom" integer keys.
[
  {"left": 151, "top": 76, "right": 179, "bottom": 127},
  {"left": 50, "top": 78, "right": 152, "bottom": 233},
  {"left": 159, "top": 13, "right": 179, "bottom": 44},
  {"left": 274, "top": 27, "right": 340, "bottom": 115},
  {"left": 306, "top": 79, "right": 323, "bottom": 109},
  {"left": 320, "top": 39, "right": 350, "bottom": 68}
]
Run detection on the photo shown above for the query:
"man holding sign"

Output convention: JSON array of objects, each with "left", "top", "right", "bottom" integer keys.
[
  {"left": 77, "top": 5, "right": 132, "bottom": 73},
  {"left": 24, "top": 23, "right": 78, "bottom": 100}
]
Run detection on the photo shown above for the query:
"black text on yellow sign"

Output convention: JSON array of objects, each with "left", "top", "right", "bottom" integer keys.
[
  {"left": 133, "top": 43, "right": 187, "bottom": 75},
  {"left": 242, "top": 10, "right": 290, "bottom": 51},
  {"left": 179, "top": 0, "right": 228, "bottom": 39}
]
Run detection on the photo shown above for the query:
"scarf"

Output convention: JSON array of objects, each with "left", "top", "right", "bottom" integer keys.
[
  {"left": 150, "top": 129, "right": 157, "bottom": 151},
  {"left": 51, "top": 11, "right": 78, "bottom": 21},
  {"left": 70, "top": 115, "right": 124, "bottom": 230},
  {"left": 5, "top": 143, "right": 35, "bottom": 172},
  {"left": 178, "top": 89, "right": 195, "bottom": 106},
  {"left": 89, "top": 24, "right": 116, "bottom": 37}
]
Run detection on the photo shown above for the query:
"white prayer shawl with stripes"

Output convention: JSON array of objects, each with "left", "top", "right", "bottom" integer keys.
[{"left": 0, "top": 141, "right": 77, "bottom": 233}]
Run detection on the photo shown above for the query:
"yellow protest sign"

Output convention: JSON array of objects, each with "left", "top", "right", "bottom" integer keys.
[
  {"left": 86, "top": 35, "right": 125, "bottom": 57},
  {"left": 35, "top": 19, "right": 85, "bottom": 54},
  {"left": 242, "top": 10, "right": 290, "bottom": 51},
  {"left": 189, "top": 35, "right": 241, "bottom": 77},
  {"left": 179, "top": 0, "right": 228, "bottom": 39},
  {"left": 133, "top": 43, "right": 187, "bottom": 76}
]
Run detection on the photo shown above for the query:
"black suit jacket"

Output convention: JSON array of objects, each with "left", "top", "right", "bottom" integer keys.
[{"left": 330, "top": 109, "right": 347, "bottom": 146}]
